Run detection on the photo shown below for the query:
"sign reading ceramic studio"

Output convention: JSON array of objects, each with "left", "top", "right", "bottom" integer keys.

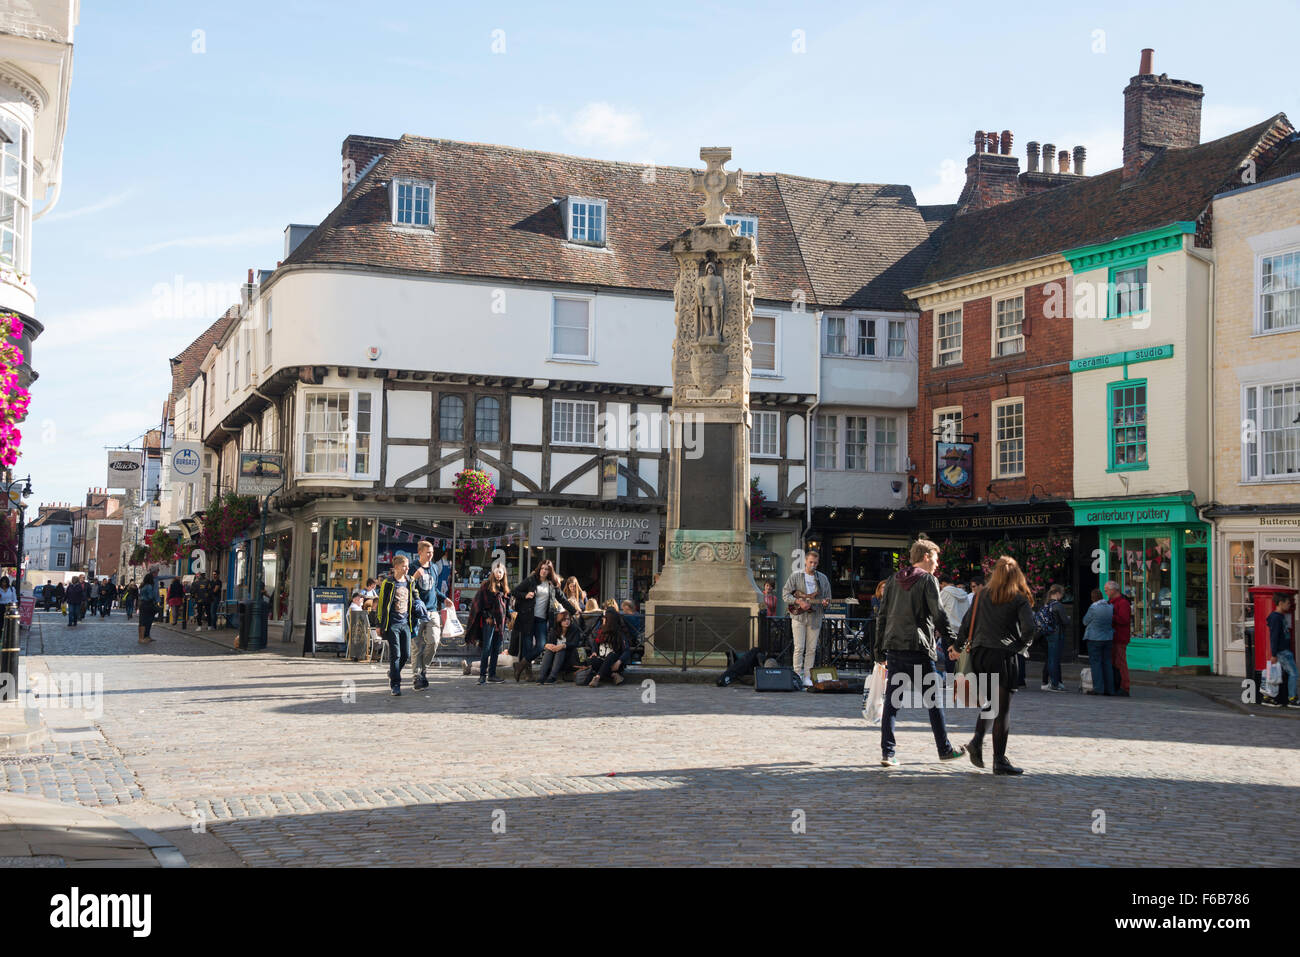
[
  {"left": 236, "top": 452, "right": 284, "bottom": 496},
  {"left": 170, "top": 442, "right": 203, "bottom": 487},
  {"left": 1069, "top": 343, "right": 1174, "bottom": 374},
  {"left": 106, "top": 450, "right": 141, "bottom": 490},
  {"left": 533, "top": 510, "right": 660, "bottom": 550}
]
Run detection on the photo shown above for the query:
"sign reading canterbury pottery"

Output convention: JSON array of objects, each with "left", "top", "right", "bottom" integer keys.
[
  {"left": 1070, "top": 496, "right": 1200, "bottom": 527},
  {"left": 533, "top": 510, "right": 659, "bottom": 550}
]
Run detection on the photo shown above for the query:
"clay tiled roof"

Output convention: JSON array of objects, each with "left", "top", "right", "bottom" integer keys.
[
  {"left": 170, "top": 308, "right": 238, "bottom": 399},
  {"left": 283, "top": 136, "right": 948, "bottom": 310},
  {"left": 1261, "top": 134, "right": 1300, "bottom": 182},
  {"left": 920, "top": 115, "right": 1292, "bottom": 286}
]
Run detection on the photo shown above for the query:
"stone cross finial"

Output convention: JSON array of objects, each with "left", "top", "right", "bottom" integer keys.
[{"left": 689, "top": 147, "right": 743, "bottom": 226}]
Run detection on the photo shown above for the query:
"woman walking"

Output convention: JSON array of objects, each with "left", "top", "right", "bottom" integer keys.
[
  {"left": 138, "top": 573, "right": 159, "bottom": 644},
  {"left": 511, "top": 560, "right": 578, "bottom": 681},
  {"left": 166, "top": 578, "right": 185, "bottom": 627},
  {"left": 467, "top": 563, "right": 511, "bottom": 685},
  {"left": 122, "top": 581, "right": 138, "bottom": 620},
  {"left": 957, "top": 556, "right": 1038, "bottom": 775}
]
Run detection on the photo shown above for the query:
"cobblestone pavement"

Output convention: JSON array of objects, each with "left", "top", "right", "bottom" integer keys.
[{"left": 8, "top": 609, "right": 1297, "bottom": 866}]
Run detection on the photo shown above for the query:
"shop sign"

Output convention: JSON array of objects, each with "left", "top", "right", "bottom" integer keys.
[
  {"left": 1069, "top": 343, "right": 1174, "bottom": 373},
  {"left": 920, "top": 512, "right": 1057, "bottom": 532},
  {"left": 106, "top": 450, "right": 141, "bottom": 490},
  {"left": 934, "top": 442, "right": 974, "bottom": 499},
  {"left": 1261, "top": 532, "right": 1300, "bottom": 550},
  {"left": 1071, "top": 499, "right": 1199, "bottom": 527},
  {"left": 307, "top": 586, "right": 348, "bottom": 651},
  {"left": 236, "top": 452, "right": 283, "bottom": 496},
  {"left": 1259, "top": 516, "right": 1300, "bottom": 528},
  {"left": 169, "top": 442, "right": 203, "bottom": 487},
  {"left": 533, "top": 510, "right": 660, "bottom": 550}
]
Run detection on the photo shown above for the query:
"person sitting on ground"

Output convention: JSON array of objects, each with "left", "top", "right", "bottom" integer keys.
[
  {"left": 588, "top": 608, "right": 633, "bottom": 687},
  {"left": 538, "top": 610, "right": 580, "bottom": 684},
  {"left": 620, "top": 599, "right": 644, "bottom": 643}
]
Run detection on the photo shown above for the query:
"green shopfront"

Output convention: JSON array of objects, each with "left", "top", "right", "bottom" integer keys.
[{"left": 1071, "top": 495, "right": 1212, "bottom": 672}]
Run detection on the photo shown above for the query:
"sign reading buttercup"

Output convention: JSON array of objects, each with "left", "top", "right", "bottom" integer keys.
[{"left": 106, "top": 450, "right": 142, "bottom": 490}]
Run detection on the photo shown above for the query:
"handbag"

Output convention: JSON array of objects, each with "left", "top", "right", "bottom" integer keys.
[
  {"left": 862, "top": 663, "right": 886, "bottom": 723},
  {"left": 954, "top": 593, "right": 980, "bottom": 707},
  {"left": 443, "top": 613, "right": 465, "bottom": 639},
  {"left": 574, "top": 666, "right": 593, "bottom": 686}
]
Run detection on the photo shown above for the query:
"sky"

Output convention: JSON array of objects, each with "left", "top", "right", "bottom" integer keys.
[{"left": 21, "top": 0, "right": 1300, "bottom": 508}]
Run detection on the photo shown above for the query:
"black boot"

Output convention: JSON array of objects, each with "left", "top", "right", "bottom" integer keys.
[
  {"left": 992, "top": 757, "right": 1023, "bottom": 775},
  {"left": 967, "top": 738, "right": 985, "bottom": 769}
]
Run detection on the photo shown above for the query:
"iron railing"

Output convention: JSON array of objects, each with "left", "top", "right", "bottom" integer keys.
[{"left": 639, "top": 614, "right": 877, "bottom": 672}]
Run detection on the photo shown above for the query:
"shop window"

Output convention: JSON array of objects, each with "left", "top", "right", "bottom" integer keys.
[
  {"left": 440, "top": 394, "right": 465, "bottom": 442},
  {"left": 318, "top": 518, "right": 374, "bottom": 591},
  {"left": 450, "top": 521, "right": 524, "bottom": 610},
  {"left": 1108, "top": 379, "right": 1148, "bottom": 471},
  {"left": 1107, "top": 535, "right": 1173, "bottom": 641},
  {"left": 1183, "top": 528, "right": 1209, "bottom": 659},
  {"left": 1227, "top": 539, "right": 1256, "bottom": 648},
  {"left": 376, "top": 520, "right": 456, "bottom": 582}
]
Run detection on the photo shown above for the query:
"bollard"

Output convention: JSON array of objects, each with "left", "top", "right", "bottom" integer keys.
[{"left": 0, "top": 607, "right": 19, "bottom": 702}]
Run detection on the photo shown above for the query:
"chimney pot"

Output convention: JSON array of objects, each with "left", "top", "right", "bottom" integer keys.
[
  {"left": 1139, "top": 48, "right": 1154, "bottom": 75},
  {"left": 1073, "top": 146, "right": 1087, "bottom": 175},
  {"left": 986, "top": 131, "right": 998, "bottom": 153},
  {"left": 1058, "top": 150, "right": 1070, "bottom": 174},
  {"left": 246, "top": 268, "right": 254, "bottom": 284},
  {"left": 974, "top": 130, "right": 985, "bottom": 154},
  {"left": 1027, "top": 141, "right": 1040, "bottom": 173},
  {"left": 1000, "top": 130, "right": 1012, "bottom": 156},
  {"left": 1042, "top": 143, "right": 1056, "bottom": 172}
]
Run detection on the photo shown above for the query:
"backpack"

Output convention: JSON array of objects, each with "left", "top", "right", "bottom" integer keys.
[{"left": 1034, "top": 601, "right": 1058, "bottom": 637}]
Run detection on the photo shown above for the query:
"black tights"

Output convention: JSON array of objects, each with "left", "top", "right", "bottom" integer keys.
[{"left": 971, "top": 681, "right": 1013, "bottom": 760}]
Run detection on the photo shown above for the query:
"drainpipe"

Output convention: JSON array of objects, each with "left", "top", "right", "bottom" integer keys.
[
  {"left": 805, "top": 310, "right": 823, "bottom": 539},
  {"left": 1186, "top": 244, "right": 1217, "bottom": 669}
]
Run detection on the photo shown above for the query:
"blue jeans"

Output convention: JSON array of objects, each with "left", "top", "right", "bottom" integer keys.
[
  {"left": 880, "top": 651, "right": 954, "bottom": 759},
  {"left": 478, "top": 622, "right": 501, "bottom": 679},
  {"left": 66, "top": 602, "right": 81, "bottom": 625},
  {"left": 527, "top": 619, "right": 548, "bottom": 662},
  {"left": 209, "top": 600, "right": 221, "bottom": 628},
  {"left": 1088, "top": 639, "right": 1114, "bottom": 695},
  {"left": 1045, "top": 633, "right": 1064, "bottom": 687},
  {"left": 1276, "top": 649, "right": 1298, "bottom": 700},
  {"left": 386, "top": 621, "right": 411, "bottom": 689}
]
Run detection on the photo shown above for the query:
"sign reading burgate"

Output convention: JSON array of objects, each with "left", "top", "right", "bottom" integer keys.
[
  {"left": 106, "top": 450, "right": 141, "bottom": 490},
  {"left": 533, "top": 510, "right": 660, "bottom": 550},
  {"left": 169, "top": 442, "right": 203, "bottom": 487}
]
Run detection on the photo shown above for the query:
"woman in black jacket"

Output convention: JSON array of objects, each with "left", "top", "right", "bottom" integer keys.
[
  {"left": 466, "top": 564, "right": 511, "bottom": 685},
  {"left": 588, "top": 609, "right": 634, "bottom": 687},
  {"left": 957, "top": 556, "right": 1038, "bottom": 775},
  {"left": 510, "top": 560, "right": 579, "bottom": 680}
]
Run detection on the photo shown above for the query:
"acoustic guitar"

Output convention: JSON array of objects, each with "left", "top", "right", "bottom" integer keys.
[{"left": 787, "top": 588, "right": 830, "bottom": 617}]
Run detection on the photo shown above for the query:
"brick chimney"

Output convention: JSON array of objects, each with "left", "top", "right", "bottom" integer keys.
[
  {"left": 1122, "top": 48, "right": 1204, "bottom": 180},
  {"left": 957, "top": 128, "right": 1022, "bottom": 215},
  {"left": 341, "top": 135, "right": 397, "bottom": 197}
]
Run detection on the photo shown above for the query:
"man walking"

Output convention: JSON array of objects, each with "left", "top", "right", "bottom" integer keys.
[
  {"left": 781, "top": 548, "right": 832, "bottom": 688},
  {"left": 1105, "top": 580, "right": 1132, "bottom": 697},
  {"left": 65, "top": 576, "right": 84, "bottom": 627},
  {"left": 409, "top": 540, "right": 446, "bottom": 691},
  {"left": 872, "top": 539, "right": 966, "bottom": 767},
  {"left": 376, "top": 555, "right": 415, "bottom": 696},
  {"left": 1262, "top": 594, "right": 1296, "bottom": 708}
]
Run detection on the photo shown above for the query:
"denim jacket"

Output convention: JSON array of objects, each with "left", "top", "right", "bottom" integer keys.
[{"left": 1082, "top": 600, "right": 1114, "bottom": 643}]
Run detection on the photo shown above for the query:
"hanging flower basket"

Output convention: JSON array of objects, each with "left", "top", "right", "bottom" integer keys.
[
  {"left": 148, "top": 530, "right": 179, "bottom": 564},
  {"left": 128, "top": 545, "right": 148, "bottom": 566},
  {"left": 0, "top": 312, "right": 31, "bottom": 468},
  {"left": 198, "top": 492, "right": 259, "bottom": 554},
  {"left": 453, "top": 469, "right": 496, "bottom": 516}
]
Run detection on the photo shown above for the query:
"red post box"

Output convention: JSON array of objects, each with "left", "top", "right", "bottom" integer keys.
[{"left": 1248, "top": 585, "right": 1297, "bottom": 672}]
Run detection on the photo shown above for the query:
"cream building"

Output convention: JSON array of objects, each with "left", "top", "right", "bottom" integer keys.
[{"left": 1206, "top": 143, "right": 1300, "bottom": 677}]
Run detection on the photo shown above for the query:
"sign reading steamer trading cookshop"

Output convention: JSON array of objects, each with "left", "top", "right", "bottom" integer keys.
[{"left": 533, "top": 510, "right": 660, "bottom": 550}]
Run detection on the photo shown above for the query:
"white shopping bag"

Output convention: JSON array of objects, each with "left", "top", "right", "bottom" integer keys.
[
  {"left": 1262, "top": 660, "right": 1283, "bottom": 698},
  {"left": 442, "top": 613, "right": 465, "bottom": 639},
  {"left": 862, "top": 663, "right": 886, "bottom": 725},
  {"left": 1080, "top": 667, "right": 1093, "bottom": 693}
]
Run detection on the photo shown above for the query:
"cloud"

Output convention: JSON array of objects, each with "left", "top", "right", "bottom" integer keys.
[
  {"left": 41, "top": 189, "right": 134, "bottom": 223},
  {"left": 108, "top": 226, "right": 282, "bottom": 259},
  {"left": 532, "top": 102, "right": 663, "bottom": 159}
]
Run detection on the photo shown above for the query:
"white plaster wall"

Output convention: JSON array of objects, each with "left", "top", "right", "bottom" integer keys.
[
  {"left": 752, "top": 463, "right": 779, "bottom": 501},
  {"left": 511, "top": 396, "right": 543, "bottom": 445},
  {"left": 786, "top": 413, "right": 805, "bottom": 460},
  {"left": 512, "top": 451, "right": 541, "bottom": 489},
  {"left": 387, "top": 445, "right": 428, "bottom": 488},
  {"left": 387, "top": 390, "right": 432, "bottom": 439},
  {"left": 551, "top": 452, "right": 598, "bottom": 495}
]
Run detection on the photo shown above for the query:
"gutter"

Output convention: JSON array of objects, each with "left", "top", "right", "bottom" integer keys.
[{"left": 805, "top": 311, "right": 822, "bottom": 537}]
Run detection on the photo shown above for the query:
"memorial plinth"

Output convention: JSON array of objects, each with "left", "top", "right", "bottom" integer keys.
[{"left": 646, "top": 148, "right": 763, "bottom": 661}]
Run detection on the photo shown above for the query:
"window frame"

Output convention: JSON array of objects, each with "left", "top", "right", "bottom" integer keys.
[
  {"left": 935, "top": 307, "right": 963, "bottom": 367},
  {"left": 933, "top": 405, "right": 963, "bottom": 444},
  {"left": 391, "top": 177, "right": 434, "bottom": 228},
  {"left": 475, "top": 396, "right": 501, "bottom": 445},
  {"left": 297, "top": 386, "right": 381, "bottom": 481},
  {"left": 823, "top": 315, "right": 847, "bottom": 356},
  {"left": 991, "top": 293, "right": 1026, "bottom": 357},
  {"left": 1106, "top": 378, "right": 1150, "bottom": 473},
  {"left": 992, "top": 397, "right": 1026, "bottom": 480},
  {"left": 814, "top": 414, "right": 839, "bottom": 470},
  {"left": 886, "top": 319, "right": 907, "bottom": 359},
  {"left": 264, "top": 298, "right": 273, "bottom": 369},
  {"left": 751, "top": 312, "right": 780, "bottom": 376},
  {"left": 0, "top": 108, "right": 31, "bottom": 273},
  {"left": 565, "top": 195, "right": 607, "bottom": 245},
  {"left": 551, "top": 294, "right": 595, "bottom": 361},
  {"left": 724, "top": 214, "right": 757, "bottom": 240},
  {"left": 1255, "top": 245, "right": 1300, "bottom": 336},
  {"left": 1107, "top": 257, "right": 1150, "bottom": 320},
  {"left": 439, "top": 393, "right": 467, "bottom": 443},
  {"left": 750, "top": 410, "right": 780, "bottom": 458},
  {"left": 855, "top": 317, "right": 878, "bottom": 358},
  {"left": 1242, "top": 379, "right": 1300, "bottom": 482},
  {"left": 551, "top": 398, "right": 599, "bottom": 447}
]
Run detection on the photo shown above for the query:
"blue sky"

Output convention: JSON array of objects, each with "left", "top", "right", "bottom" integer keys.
[{"left": 23, "top": 0, "right": 1300, "bottom": 507}]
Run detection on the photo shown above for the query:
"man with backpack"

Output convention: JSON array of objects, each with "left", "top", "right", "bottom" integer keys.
[
  {"left": 872, "top": 538, "right": 966, "bottom": 767},
  {"left": 1037, "top": 585, "right": 1069, "bottom": 692}
]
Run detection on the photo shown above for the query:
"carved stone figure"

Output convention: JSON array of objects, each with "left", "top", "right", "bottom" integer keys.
[{"left": 697, "top": 261, "right": 724, "bottom": 342}]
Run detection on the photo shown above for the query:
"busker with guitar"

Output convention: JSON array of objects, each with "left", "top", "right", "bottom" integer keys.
[{"left": 781, "top": 549, "right": 833, "bottom": 688}]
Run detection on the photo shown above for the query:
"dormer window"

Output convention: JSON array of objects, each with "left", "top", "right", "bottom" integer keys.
[
  {"left": 392, "top": 178, "right": 434, "bottom": 227},
  {"left": 565, "top": 196, "right": 606, "bottom": 245},
  {"left": 724, "top": 214, "right": 757, "bottom": 240}
]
